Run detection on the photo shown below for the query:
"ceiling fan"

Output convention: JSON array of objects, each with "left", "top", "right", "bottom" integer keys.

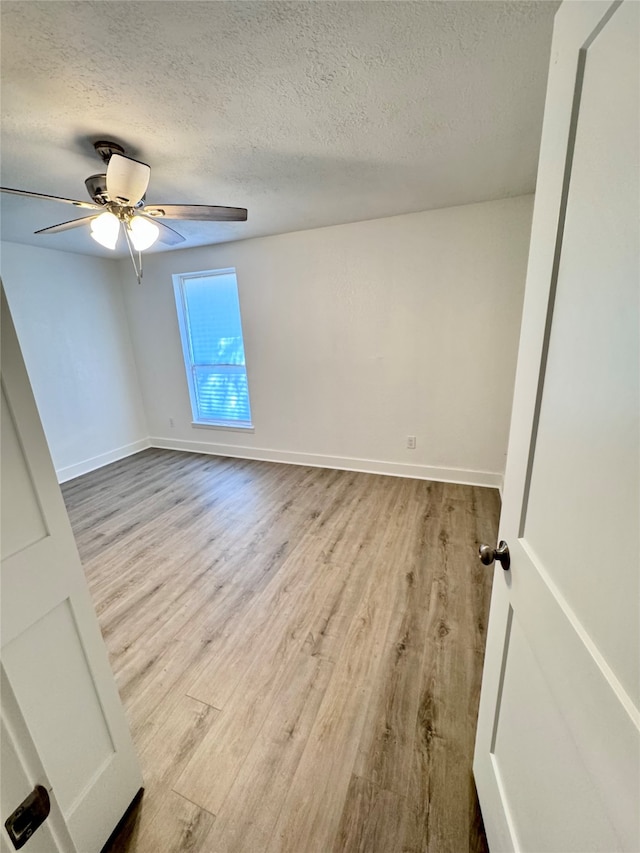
[{"left": 0, "top": 140, "right": 247, "bottom": 281}]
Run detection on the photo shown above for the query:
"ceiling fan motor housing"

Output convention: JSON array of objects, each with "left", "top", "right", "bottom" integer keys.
[
  {"left": 93, "top": 140, "right": 125, "bottom": 164},
  {"left": 85, "top": 174, "right": 109, "bottom": 205}
]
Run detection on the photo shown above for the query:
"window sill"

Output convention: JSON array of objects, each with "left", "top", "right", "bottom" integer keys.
[{"left": 191, "top": 421, "right": 255, "bottom": 434}]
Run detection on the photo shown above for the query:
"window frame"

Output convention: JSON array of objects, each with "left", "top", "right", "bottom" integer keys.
[{"left": 172, "top": 267, "right": 254, "bottom": 431}]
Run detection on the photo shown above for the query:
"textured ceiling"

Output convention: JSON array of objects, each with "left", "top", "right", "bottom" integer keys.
[{"left": 0, "top": 0, "right": 558, "bottom": 257}]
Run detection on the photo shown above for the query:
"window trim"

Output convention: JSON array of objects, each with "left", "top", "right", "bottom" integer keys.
[{"left": 172, "top": 268, "right": 254, "bottom": 430}]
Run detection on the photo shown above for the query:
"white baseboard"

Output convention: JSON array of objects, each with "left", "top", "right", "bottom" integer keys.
[
  {"left": 56, "top": 438, "right": 151, "bottom": 483},
  {"left": 148, "top": 435, "right": 503, "bottom": 490}
]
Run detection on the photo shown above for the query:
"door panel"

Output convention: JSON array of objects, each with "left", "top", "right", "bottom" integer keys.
[
  {"left": 489, "top": 550, "right": 638, "bottom": 851},
  {"left": 492, "top": 613, "right": 619, "bottom": 853},
  {"left": 2, "top": 599, "right": 116, "bottom": 815},
  {"left": 523, "top": 0, "right": 639, "bottom": 704},
  {"left": 474, "top": 2, "right": 640, "bottom": 851},
  {"left": 0, "top": 389, "right": 47, "bottom": 560},
  {"left": 1, "top": 719, "right": 61, "bottom": 853},
  {"left": 1, "top": 287, "right": 142, "bottom": 852},
  {"left": 1, "top": 669, "right": 76, "bottom": 853}
]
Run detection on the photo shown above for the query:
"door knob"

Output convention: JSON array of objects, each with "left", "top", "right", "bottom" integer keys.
[{"left": 479, "top": 540, "right": 510, "bottom": 571}]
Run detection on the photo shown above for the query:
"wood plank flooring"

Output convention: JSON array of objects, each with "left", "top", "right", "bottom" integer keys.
[{"left": 61, "top": 449, "right": 500, "bottom": 853}]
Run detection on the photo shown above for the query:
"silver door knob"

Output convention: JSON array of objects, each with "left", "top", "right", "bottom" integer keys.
[{"left": 479, "top": 540, "right": 510, "bottom": 571}]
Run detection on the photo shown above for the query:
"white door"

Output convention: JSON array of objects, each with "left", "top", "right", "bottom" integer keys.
[
  {"left": 473, "top": 2, "right": 639, "bottom": 851},
  {"left": 1, "top": 288, "right": 142, "bottom": 852}
]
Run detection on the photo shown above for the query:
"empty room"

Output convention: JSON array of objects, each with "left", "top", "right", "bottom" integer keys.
[{"left": 1, "top": 2, "right": 638, "bottom": 852}]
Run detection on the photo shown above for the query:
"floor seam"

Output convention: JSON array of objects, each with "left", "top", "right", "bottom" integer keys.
[{"left": 170, "top": 788, "right": 218, "bottom": 819}]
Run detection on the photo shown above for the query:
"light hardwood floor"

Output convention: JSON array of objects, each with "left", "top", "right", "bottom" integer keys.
[{"left": 61, "top": 449, "right": 499, "bottom": 853}]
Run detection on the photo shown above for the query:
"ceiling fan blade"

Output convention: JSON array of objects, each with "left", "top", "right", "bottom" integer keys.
[
  {"left": 1, "top": 186, "right": 99, "bottom": 209},
  {"left": 106, "top": 154, "right": 150, "bottom": 206},
  {"left": 143, "top": 204, "right": 248, "bottom": 222},
  {"left": 140, "top": 216, "right": 186, "bottom": 246},
  {"left": 34, "top": 215, "right": 99, "bottom": 235}
]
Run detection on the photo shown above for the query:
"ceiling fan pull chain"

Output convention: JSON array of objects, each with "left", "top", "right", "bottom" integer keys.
[{"left": 123, "top": 222, "right": 143, "bottom": 285}]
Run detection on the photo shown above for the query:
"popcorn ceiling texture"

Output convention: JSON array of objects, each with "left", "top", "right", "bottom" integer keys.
[{"left": 0, "top": 0, "right": 558, "bottom": 257}]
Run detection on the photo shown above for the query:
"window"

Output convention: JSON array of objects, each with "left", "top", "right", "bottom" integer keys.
[{"left": 173, "top": 268, "right": 253, "bottom": 428}]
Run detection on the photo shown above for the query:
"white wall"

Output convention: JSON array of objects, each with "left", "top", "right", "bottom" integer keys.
[
  {"left": 1, "top": 242, "right": 148, "bottom": 481},
  {"left": 120, "top": 195, "right": 533, "bottom": 487}
]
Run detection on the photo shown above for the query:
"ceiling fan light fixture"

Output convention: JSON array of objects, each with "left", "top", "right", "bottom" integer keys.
[
  {"left": 90, "top": 211, "right": 120, "bottom": 249},
  {"left": 128, "top": 215, "right": 159, "bottom": 251},
  {"left": 1, "top": 139, "right": 248, "bottom": 271}
]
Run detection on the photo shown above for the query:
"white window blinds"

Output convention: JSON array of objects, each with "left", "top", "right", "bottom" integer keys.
[{"left": 173, "top": 269, "right": 252, "bottom": 427}]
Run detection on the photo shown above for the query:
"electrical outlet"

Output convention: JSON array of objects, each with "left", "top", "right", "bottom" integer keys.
[
  {"left": 407, "top": 435, "right": 416, "bottom": 450},
  {"left": 169, "top": 417, "right": 175, "bottom": 428}
]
